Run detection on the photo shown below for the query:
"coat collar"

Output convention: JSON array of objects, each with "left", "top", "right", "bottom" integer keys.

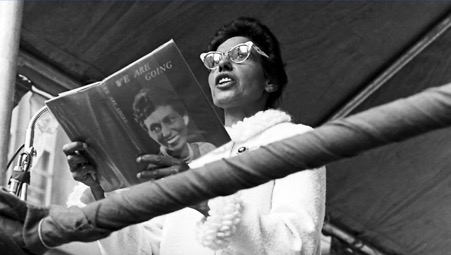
[{"left": 225, "top": 109, "right": 292, "bottom": 143}]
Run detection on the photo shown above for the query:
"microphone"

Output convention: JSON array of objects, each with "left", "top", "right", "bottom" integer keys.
[{"left": 8, "top": 106, "right": 50, "bottom": 200}]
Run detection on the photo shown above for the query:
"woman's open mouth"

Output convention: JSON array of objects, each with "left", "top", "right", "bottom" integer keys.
[{"left": 216, "top": 74, "right": 235, "bottom": 89}]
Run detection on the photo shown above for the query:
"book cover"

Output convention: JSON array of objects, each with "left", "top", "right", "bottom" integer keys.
[{"left": 46, "top": 40, "right": 230, "bottom": 192}]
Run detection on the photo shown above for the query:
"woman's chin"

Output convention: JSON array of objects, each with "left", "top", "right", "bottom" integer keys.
[
  {"left": 166, "top": 144, "right": 186, "bottom": 157},
  {"left": 213, "top": 96, "right": 238, "bottom": 109}
]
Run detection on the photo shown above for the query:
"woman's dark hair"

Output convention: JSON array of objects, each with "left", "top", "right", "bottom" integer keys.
[
  {"left": 133, "top": 87, "right": 186, "bottom": 131},
  {"left": 207, "top": 16, "right": 288, "bottom": 109}
]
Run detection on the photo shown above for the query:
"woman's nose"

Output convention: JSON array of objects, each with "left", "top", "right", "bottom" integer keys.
[
  {"left": 161, "top": 125, "right": 171, "bottom": 137},
  {"left": 218, "top": 56, "right": 233, "bottom": 72}
]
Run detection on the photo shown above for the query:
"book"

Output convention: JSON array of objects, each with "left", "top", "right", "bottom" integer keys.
[{"left": 46, "top": 40, "right": 230, "bottom": 192}]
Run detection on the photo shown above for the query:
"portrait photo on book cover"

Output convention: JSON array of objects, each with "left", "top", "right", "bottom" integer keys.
[{"left": 132, "top": 85, "right": 218, "bottom": 162}]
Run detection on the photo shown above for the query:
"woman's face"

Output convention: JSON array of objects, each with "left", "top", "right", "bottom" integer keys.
[
  {"left": 208, "top": 36, "right": 268, "bottom": 111},
  {"left": 144, "top": 105, "right": 189, "bottom": 155}
]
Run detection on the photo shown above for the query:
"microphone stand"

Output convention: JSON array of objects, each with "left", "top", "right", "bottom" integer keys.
[{"left": 8, "top": 106, "right": 50, "bottom": 200}]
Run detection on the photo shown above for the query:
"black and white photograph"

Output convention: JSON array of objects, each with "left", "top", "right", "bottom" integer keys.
[{"left": 1, "top": 1, "right": 451, "bottom": 255}]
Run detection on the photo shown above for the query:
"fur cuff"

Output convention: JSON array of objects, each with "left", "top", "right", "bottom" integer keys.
[{"left": 196, "top": 194, "right": 242, "bottom": 250}]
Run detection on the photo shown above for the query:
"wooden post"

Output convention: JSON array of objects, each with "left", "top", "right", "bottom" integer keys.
[{"left": 0, "top": 0, "right": 24, "bottom": 184}]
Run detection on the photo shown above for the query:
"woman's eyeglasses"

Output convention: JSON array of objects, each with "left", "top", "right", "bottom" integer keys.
[{"left": 200, "top": 41, "right": 269, "bottom": 70}]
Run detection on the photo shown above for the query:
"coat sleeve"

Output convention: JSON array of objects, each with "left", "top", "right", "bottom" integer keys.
[
  {"left": 97, "top": 216, "right": 165, "bottom": 255},
  {"left": 228, "top": 167, "right": 326, "bottom": 255},
  {"left": 66, "top": 183, "right": 165, "bottom": 255},
  {"left": 226, "top": 124, "right": 327, "bottom": 255}
]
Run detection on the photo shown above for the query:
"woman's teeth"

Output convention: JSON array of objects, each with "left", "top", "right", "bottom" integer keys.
[
  {"left": 219, "top": 77, "right": 232, "bottom": 84},
  {"left": 167, "top": 136, "right": 178, "bottom": 144}
]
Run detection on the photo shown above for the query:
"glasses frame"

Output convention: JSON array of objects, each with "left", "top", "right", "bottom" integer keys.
[{"left": 200, "top": 41, "right": 269, "bottom": 70}]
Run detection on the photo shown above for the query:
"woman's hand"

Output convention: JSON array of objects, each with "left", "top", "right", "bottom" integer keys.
[
  {"left": 136, "top": 154, "right": 189, "bottom": 181},
  {"left": 63, "top": 141, "right": 105, "bottom": 200},
  {"left": 136, "top": 154, "right": 209, "bottom": 215}
]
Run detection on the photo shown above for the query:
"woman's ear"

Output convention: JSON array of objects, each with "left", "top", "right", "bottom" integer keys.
[
  {"left": 264, "top": 80, "right": 278, "bottom": 93},
  {"left": 183, "top": 115, "right": 189, "bottom": 126}
]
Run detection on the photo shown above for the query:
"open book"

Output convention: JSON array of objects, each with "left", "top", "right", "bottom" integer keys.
[{"left": 46, "top": 40, "right": 230, "bottom": 192}]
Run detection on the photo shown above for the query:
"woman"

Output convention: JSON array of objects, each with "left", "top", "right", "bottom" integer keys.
[{"left": 65, "top": 16, "right": 326, "bottom": 254}]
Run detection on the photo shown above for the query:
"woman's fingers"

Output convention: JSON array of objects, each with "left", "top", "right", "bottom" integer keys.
[
  {"left": 72, "top": 164, "right": 98, "bottom": 187},
  {"left": 64, "top": 141, "right": 90, "bottom": 171},
  {"left": 136, "top": 166, "right": 175, "bottom": 181},
  {"left": 62, "top": 141, "right": 87, "bottom": 156},
  {"left": 136, "top": 154, "right": 190, "bottom": 181},
  {"left": 63, "top": 141, "right": 99, "bottom": 187},
  {"left": 137, "top": 164, "right": 189, "bottom": 181},
  {"left": 66, "top": 154, "right": 89, "bottom": 171},
  {"left": 137, "top": 154, "right": 182, "bottom": 167}
]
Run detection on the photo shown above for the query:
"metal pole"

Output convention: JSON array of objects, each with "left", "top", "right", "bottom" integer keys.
[
  {"left": 326, "top": 10, "right": 451, "bottom": 122},
  {"left": 322, "top": 222, "right": 386, "bottom": 255},
  {"left": 0, "top": 0, "right": 24, "bottom": 184}
]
